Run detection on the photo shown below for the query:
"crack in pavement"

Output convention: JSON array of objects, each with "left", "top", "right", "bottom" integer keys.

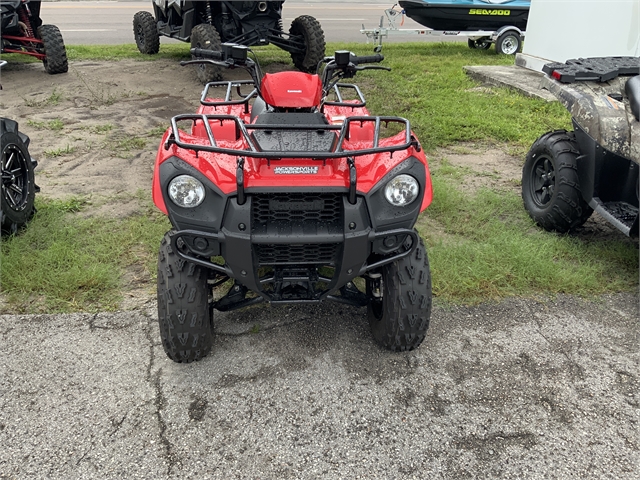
[{"left": 141, "top": 310, "right": 175, "bottom": 476}]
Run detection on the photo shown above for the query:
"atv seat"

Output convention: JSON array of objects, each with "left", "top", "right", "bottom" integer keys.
[{"left": 626, "top": 75, "right": 640, "bottom": 121}]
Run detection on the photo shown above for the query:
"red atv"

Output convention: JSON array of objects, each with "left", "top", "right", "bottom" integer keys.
[
  {"left": 153, "top": 45, "right": 433, "bottom": 362},
  {"left": 1, "top": 0, "right": 68, "bottom": 74}
]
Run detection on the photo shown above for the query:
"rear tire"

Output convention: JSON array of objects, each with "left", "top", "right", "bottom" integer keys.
[
  {"left": 522, "top": 130, "right": 593, "bottom": 233},
  {"left": 289, "top": 15, "right": 325, "bottom": 73},
  {"left": 495, "top": 31, "right": 522, "bottom": 55},
  {"left": 368, "top": 235, "right": 432, "bottom": 352},
  {"left": 157, "top": 231, "right": 213, "bottom": 363},
  {"left": 1, "top": 119, "right": 37, "bottom": 235},
  {"left": 190, "top": 24, "right": 223, "bottom": 84},
  {"left": 133, "top": 11, "right": 160, "bottom": 55},
  {"left": 38, "top": 25, "right": 68, "bottom": 74}
]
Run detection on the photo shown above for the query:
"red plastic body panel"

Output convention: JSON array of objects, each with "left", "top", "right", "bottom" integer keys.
[
  {"left": 152, "top": 99, "right": 433, "bottom": 214},
  {"left": 260, "top": 72, "right": 323, "bottom": 108}
]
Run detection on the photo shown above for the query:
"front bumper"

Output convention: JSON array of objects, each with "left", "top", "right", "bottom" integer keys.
[{"left": 159, "top": 155, "right": 426, "bottom": 302}]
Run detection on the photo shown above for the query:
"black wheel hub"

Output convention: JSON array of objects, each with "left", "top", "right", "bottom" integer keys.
[
  {"left": 531, "top": 155, "right": 556, "bottom": 207},
  {"left": 2, "top": 144, "right": 29, "bottom": 211}
]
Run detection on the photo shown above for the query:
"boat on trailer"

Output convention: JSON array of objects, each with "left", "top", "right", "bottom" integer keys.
[{"left": 398, "top": 0, "right": 530, "bottom": 32}]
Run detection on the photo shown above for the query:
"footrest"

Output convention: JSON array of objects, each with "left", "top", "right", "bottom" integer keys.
[{"left": 590, "top": 197, "right": 639, "bottom": 236}]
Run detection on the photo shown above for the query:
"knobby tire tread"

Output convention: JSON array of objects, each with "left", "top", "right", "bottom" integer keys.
[
  {"left": 369, "top": 236, "right": 432, "bottom": 352},
  {"left": 522, "top": 130, "right": 593, "bottom": 233},
  {"left": 157, "top": 231, "right": 213, "bottom": 363},
  {"left": 38, "top": 25, "right": 68, "bottom": 74}
]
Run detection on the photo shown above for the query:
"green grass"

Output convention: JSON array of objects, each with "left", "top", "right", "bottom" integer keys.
[
  {"left": 418, "top": 166, "right": 638, "bottom": 302},
  {"left": 43, "top": 145, "right": 76, "bottom": 158},
  {"left": 1, "top": 42, "right": 637, "bottom": 312},
  {"left": 27, "top": 118, "right": 65, "bottom": 131},
  {"left": 0, "top": 197, "right": 170, "bottom": 313}
]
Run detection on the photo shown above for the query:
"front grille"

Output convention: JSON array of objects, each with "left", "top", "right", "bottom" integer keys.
[
  {"left": 255, "top": 243, "right": 341, "bottom": 265},
  {"left": 252, "top": 193, "right": 343, "bottom": 226}
]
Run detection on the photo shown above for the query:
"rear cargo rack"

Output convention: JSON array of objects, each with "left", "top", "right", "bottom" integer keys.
[{"left": 167, "top": 114, "right": 416, "bottom": 159}]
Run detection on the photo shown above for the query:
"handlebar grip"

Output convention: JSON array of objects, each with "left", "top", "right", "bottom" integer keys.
[
  {"left": 190, "top": 47, "right": 224, "bottom": 60},
  {"left": 351, "top": 54, "right": 384, "bottom": 65}
]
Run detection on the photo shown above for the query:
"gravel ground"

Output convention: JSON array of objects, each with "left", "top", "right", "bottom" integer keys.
[{"left": 1, "top": 293, "right": 638, "bottom": 479}]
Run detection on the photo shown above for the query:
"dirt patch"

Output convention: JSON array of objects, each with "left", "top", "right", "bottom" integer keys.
[
  {"left": 430, "top": 142, "right": 523, "bottom": 194},
  {"left": 0, "top": 59, "right": 266, "bottom": 216}
]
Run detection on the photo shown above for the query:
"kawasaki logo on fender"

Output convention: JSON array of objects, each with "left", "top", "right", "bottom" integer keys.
[
  {"left": 273, "top": 166, "right": 319, "bottom": 174},
  {"left": 469, "top": 9, "right": 511, "bottom": 15}
]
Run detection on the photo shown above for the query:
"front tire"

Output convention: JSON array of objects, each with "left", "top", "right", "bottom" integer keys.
[
  {"left": 157, "top": 231, "right": 213, "bottom": 363},
  {"left": 368, "top": 235, "right": 432, "bottom": 352},
  {"left": 522, "top": 130, "right": 593, "bottom": 233},
  {"left": 289, "top": 15, "right": 325, "bottom": 73},
  {"left": 190, "top": 24, "right": 223, "bottom": 84},
  {"left": 133, "top": 11, "right": 160, "bottom": 55},
  {"left": 38, "top": 25, "right": 68, "bottom": 74},
  {"left": 1, "top": 119, "right": 37, "bottom": 235}
]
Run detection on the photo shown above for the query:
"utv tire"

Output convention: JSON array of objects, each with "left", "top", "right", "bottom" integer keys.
[
  {"left": 368, "top": 235, "right": 432, "bottom": 352},
  {"left": 1, "top": 119, "right": 37, "bottom": 235},
  {"left": 289, "top": 15, "right": 325, "bottom": 73},
  {"left": 495, "top": 31, "right": 522, "bottom": 55},
  {"left": 468, "top": 37, "right": 491, "bottom": 50},
  {"left": 157, "top": 231, "right": 213, "bottom": 363},
  {"left": 190, "top": 24, "right": 223, "bottom": 84},
  {"left": 133, "top": 11, "right": 160, "bottom": 55},
  {"left": 522, "top": 130, "right": 593, "bottom": 233},
  {"left": 38, "top": 25, "right": 68, "bottom": 74}
]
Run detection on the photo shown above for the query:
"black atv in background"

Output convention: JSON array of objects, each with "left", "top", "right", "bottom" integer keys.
[
  {"left": 0, "top": 60, "right": 39, "bottom": 235},
  {"left": 1, "top": 0, "right": 68, "bottom": 74},
  {"left": 133, "top": 1, "right": 325, "bottom": 83}
]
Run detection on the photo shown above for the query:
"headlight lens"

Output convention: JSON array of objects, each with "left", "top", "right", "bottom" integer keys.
[
  {"left": 384, "top": 174, "right": 419, "bottom": 206},
  {"left": 168, "top": 175, "right": 205, "bottom": 208}
]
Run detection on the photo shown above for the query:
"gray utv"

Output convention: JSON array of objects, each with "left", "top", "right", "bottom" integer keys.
[
  {"left": 133, "top": 1, "right": 325, "bottom": 83},
  {"left": 522, "top": 57, "right": 639, "bottom": 237}
]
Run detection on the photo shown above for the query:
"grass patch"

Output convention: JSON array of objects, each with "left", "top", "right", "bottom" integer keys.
[
  {"left": 90, "top": 123, "right": 114, "bottom": 134},
  {"left": 44, "top": 145, "right": 76, "bottom": 158},
  {"left": 418, "top": 167, "right": 638, "bottom": 303},
  {"left": 23, "top": 89, "right": 63, "bottom": 107},
  {"left": 110, "top": 136, "right": 147, "bottom": 157},
  {"left": 0, "top": 196, "right": 170, "bottom": 313},
  {"left": 27, "top": 118, "right": 65, "bottom": 131}
]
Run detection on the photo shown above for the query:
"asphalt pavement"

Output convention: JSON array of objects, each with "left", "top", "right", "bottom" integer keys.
[
  {"left": 1, "top": 293, "right": 638, "bottom": 478},
  {"left": 39, "top": 0, "right": 463, "bottom": 46}
]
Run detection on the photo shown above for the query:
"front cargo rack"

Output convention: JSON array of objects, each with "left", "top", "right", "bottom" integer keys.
[
  {"left": 199, "top": 80, "right": 367, "bottom": 110},
  {"left": 166, "top": 114, "right": 418, "bottom": 159},
  {"left": 200, "top": 80, "right": 258, "bottom": 109}
]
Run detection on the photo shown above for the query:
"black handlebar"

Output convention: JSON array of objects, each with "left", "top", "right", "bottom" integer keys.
[
  {"left": 350, "top": 54, "right": 384, "bottom": 65},
  {"left": 190, "top": 47, "right": 223, "bottom": 60}
]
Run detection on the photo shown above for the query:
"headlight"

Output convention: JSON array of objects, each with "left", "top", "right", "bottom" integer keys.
[
  {"left": 168, "top": 175, "right": 205, "bottom": 208},
  {"left": 384, "top": 174, "right": 419, "bottom": 206}
]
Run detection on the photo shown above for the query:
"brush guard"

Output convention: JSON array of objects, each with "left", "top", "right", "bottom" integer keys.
[{"left": 169, "top": 227, "right": 419, "bottom": 309}]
